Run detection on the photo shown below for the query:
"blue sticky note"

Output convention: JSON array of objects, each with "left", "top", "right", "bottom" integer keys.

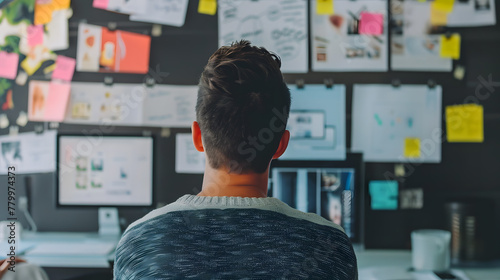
[{"left": 369, "top": 181, "right": 398, "bottom": 210}]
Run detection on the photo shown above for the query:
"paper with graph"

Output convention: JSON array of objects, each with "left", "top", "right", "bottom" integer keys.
[{"left": 352, "top": 84, "right": 442, "bottom": 163}]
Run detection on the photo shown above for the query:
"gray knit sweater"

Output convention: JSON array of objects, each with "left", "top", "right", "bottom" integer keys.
[{"left": 114, "top": 195, "right": 358, "bottom": 279}]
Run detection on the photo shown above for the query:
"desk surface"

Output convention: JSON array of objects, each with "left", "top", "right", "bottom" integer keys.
[{"left": 356, "top": 250, "right": 500, "bottom": 280}]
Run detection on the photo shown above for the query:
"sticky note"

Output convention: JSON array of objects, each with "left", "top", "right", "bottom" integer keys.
[
  {"left": 92, "top": 0, "right": 109, "bottom": 9},
  {"left": 431, "top": 0, "right": 455, "bottom": 13},
  {"left": 35, "top": 0, "right": 71, "bottom": 25},
  {"left": 430, "top": 8, "right": 448, "bottom": 26},
  {"left": 0, "top": 51, "right": 19, "bottom": 79},
  {"left": 198, "top": 0, "right": 216, "bottom": 15},
  {"left": 27, "top": 25, "right": 44, "bottom": 47},
  {"left": 44, "top": 81, "right": 71, "bottom": 122},
  {"left": 52, "top": 55, "right": 76, "bottom": 81},
  {"left": 440, "top": 34, "right": 460, "bottom": 60},
  {"left": 446, "top": 104, "right": 484, "bottom": 142},
  {"left": 369, "top": 181, "right": 398, "bottom": 210},
  {"left": 317, "top": 0, "right": 334, "bottom": 15},
  {"left": 404, "top": 138, "right": 421, "bottom": 158},
  {"left": 359, "top": 12, "right": 383, "bottom": 35}
]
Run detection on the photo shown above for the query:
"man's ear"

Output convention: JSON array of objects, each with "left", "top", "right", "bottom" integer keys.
[
  {"left": 192, "top": 121, "right": 204, "bottom": 152},
  {"left": 272, "top": 130, "right": 290, "bottom": 159}
]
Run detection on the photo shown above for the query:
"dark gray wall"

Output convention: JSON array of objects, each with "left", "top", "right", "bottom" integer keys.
[{"left": 0, "top": 0, "right": 499, "bottom": 252}]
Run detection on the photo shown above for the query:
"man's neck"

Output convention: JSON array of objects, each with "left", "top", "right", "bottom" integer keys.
[{"left": 197, "top": 165, "right": 269, "bottom": 198}]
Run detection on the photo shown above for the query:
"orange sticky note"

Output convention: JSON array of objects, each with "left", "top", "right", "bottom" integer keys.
[
  {"left": 0, "top": 51, "right": 19, "bottom": 79},
  {"left": 440, "top": 34, "right": 461, "bottom": 60},
  {"left": 431, "top": 0, "right": 454, "bottom": 13},
  {"left": 317, "top": 0, "right": 334, "bottom": 15},
  {"left": 198, "top": 0, "right": 216, "bottom": 15},
  {"left": 446, "top": 104, "right": 483, "bottom": 142},
  {"left": 35, "top": 0, "right": 71, "bottom": 25},
  {"left": 44, "top": 81, "right": 71, "bottom": 122},
  {"left": 404, "top": 138, "right": 421, "bottom": 158}
]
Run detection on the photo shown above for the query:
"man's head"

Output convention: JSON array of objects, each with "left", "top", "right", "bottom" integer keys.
[{"left": 194, "top": 40, "right": 291, "bottom": 174}]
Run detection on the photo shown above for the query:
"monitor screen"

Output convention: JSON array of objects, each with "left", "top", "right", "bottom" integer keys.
[
  {"left": 270, "top": 154, "right": 363, "bottom": 243},
  {"left": 57, "top": 135, "right": 154, "bottom": 207}
]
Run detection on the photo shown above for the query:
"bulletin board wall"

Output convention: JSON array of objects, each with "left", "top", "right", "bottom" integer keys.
[{"left": 0, "top": 0, "right": 499, "bottom": 252}]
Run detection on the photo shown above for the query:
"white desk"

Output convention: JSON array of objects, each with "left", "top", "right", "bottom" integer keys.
[
  {"left": 18, "top": 232, "right": 120, "bottom": 268},
  {"left": 356, "top": 250, "right": 500, "bottom": 280}
]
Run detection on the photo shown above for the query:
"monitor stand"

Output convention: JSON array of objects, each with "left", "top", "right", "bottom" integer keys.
[{"left": 98, "top": 207, "right": 121, "bottom": 236}]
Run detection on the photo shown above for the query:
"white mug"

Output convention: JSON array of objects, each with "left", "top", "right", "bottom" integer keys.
[{"left": 411, "top": 229, "right": 451, "bottom": 271}]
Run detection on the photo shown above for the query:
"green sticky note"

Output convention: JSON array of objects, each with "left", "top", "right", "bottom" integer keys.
[{"left": 369, "top": 181, "right": 398, "bottom": 210}]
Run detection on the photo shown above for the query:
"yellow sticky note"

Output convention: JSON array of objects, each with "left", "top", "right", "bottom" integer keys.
[
  {"left": 440, "top": 34, "right": 460, "bottom": 60},
  {"left": 317, "top": 0, "right": 334, "bottom": 15},
  {"left": 198, "top": 0, "right": 217, "bottom": 16},
  {"left": 431, "top": 0, "right": 455, "bottom": 13},
  {"left": 430, "top": 8, "right": 448, "bottom": 26},
  {"left": 404, "top": 138, "right": 421, "bottom": 158},
  {"left": 446, "top": 104, "right": 484, "bottom": 142}
]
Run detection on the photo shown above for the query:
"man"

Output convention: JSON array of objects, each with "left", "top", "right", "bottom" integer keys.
[{"left": 114, "top": 40, "right": 358, "bottom": 279}]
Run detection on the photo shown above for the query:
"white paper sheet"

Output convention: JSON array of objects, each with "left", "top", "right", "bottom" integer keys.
[
  {"left": 390, "top": 0, "right": 452, "bottom": 72},
  {"left": 142, "top": 85, "right": 198, "bottom": 128},
  {"left": 45, "top": 9, "right": 69, "bottom": 51},
  {"left": 175, "top": 133, "right": 205, "bottom": 174},
  {"left": 352, "top": 84, "right": 442, "bottom": 163},
  {"left": 311, "top": 0, "right": 388, "bottom": 72},
  {"left": 447, "top": 0, "right": 496, "bottom": 27},
  {"left": 64, "top": 82, "right": 144, "bottom": 126},
  {"left": 76, "top": 23, "right": 102, "bottom": 72},
  {"left": 0, "top": 130, "right": 57, "bottom": 174},
  {"left": 218, "top": 0, "right": 308, "bottom": 73},
  {"left": 129, "top": 0, "right": 189, "bottom": 27},
  {"left": 281, "top": 84, "right": 346, "bottom": 161},
  {"left": 106, "top": 0, "right": 147, "bottom": 14}
]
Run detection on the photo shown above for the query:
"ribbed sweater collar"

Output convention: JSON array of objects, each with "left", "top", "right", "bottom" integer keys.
[{"left": 176, "top": 194, "right": 285, "bottom": 208}]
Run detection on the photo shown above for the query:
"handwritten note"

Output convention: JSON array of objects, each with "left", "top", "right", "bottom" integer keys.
[
  {"left": 27, "top": 25, "right": 44, "bottom": 47},
  {"left": 44, "top": 81, "right": 71, "bottom": 122},
  {"left": 130, "top": 0, "right": 189, "bottom": 27},
  {"left": 0, "top": 51, "right": 19, "bottom": 79},
  {"left": 359, "top": 12, "right": 383, "bottom": 35},
  {"left": 404, "top": 138, "right": 421, "bottom": 158},
  {"left": 440, "top": 34, "right": 461, "bottom": 60},
  {"left": 92, "top": 0, "right": 109, "bottom": 9},
  {"left": 317, "top": 0, "right": 334, "bottom": 15},
  {"left": 52, "top": 55, "right": 76, "bottom": 81},
  {"left": 198, "top": 0, "right": 216, "bottom": 15},
  {"left": 446, "top": 104, "right": 484, "bottom": 142},
  {"left": 369, "top": 181, "right": 398, "bottom": 210},
  {"left": 431, "top": 0, "right": 455, "bottom": 13}
]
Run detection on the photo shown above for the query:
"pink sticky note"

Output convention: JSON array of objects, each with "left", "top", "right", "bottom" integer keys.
[
  {"left": 52, "top": 55, "right": 76, "bottom": 81},
  {"left": 44, "top": 81, "right": 71, "bottom": 122},
  {"left": 359, "top": 12, "right": 384, "bottom": 35},
  {"left": 93, "top": 0, "right": 109, "bottom": 9},
  {"left": 0, "top": 51, "right": 19, "bottom": 79},
  {"left": 27, "top": 25, "right": 44, "bottom": 47}
]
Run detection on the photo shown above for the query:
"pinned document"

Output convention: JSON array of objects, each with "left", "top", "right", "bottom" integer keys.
[
  {"left": 0, "top": 51, "right": 19, "bottom": 79},
  {"left": 175, "top": 133, "right": 205, "bottom": 174},
  {"left": 316, "top": 0, "right": 334, "bottom": 15},
  {"left": 359, "top": 12, "right": 383, "bottom": 35},
  {"left": 198, "top": 0, "right": 216, "bottom": 15},
  {"left": 446, "top": 104, "right": 484, "bottom": 142},
  {"left": 404, "top": 138, "right": 421, "bottom": 158},
  {"left": 430, "top": 8, "right": 448, "bottom": 26},
  {"left": 431, "top": 0, "right": 455, "bottom": 13},
  {"left": 369, "top": 181, "right": 398, "bottom": 210},
  {"left": 440, "top": 34, "right": 461, "bottom": 60}
]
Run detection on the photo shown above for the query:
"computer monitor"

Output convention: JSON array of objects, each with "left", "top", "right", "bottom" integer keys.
[
  {"left": 269, "top": 153, "right": 364, "bottom": 246},
  {"left": 57, "top": 134, "right": 154, "bottom": 207}
]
